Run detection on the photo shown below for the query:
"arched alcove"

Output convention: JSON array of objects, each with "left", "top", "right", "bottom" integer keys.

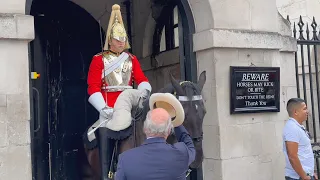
[
  {"left": 25, "top": 0, "right": 215, "bottom": 180},
  {"left": 187, "top": 0, "right": 214, "bottom": 33}
]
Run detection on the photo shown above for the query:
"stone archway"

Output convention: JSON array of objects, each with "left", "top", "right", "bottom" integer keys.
[
  {"left": 22, "top": 0, "right": 303, "bottom": 180},
  {"left": 187, "top": 0, "right": 214, "bottom": 32},
  {"left": 25, "top": 0, "right": 215, "bottom": 79},
  {"left": 140, "top": 0, "right": 214, "bottom": 84},
  {"left": 24, "top": 0, "right": 216, "bottom": 180},
  {"left": 25, "top": 0, "right": 215, "bottom": 32}
]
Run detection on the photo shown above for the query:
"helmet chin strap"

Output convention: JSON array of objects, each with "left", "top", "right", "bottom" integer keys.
[{"left": 98, "top": 19, "right": 104, "bottom": 53}]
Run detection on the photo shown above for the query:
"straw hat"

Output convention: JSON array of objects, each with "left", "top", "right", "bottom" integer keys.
[{"left": 149, "top": 93, "right": 185, "bottom": 127}]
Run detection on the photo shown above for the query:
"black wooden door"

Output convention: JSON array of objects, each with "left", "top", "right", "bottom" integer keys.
[{"left": 30, "top": 0, "right": 102, "bottom": 179}]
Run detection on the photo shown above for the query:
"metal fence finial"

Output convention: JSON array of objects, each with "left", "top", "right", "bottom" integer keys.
[
  {"left": 293, "top": 22, "right": 297, "bottom": 38},
  {"left": 311, "top": 16, "right": 319, "bottom": 41},
  {"left": 298, "top": 15, "right": 305, "bottom": 40},
  {"left": 306, "top": 22, "right": 310, "bottom": 40}
]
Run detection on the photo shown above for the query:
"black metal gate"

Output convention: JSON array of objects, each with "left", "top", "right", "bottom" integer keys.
[{"left": 291, "top": 15, "right": 320, "bottom": 177}]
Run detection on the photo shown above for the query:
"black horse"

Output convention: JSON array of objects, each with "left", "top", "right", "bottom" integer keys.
[{"left": 82, "top": 71, "right": 206, "bottom": 179}]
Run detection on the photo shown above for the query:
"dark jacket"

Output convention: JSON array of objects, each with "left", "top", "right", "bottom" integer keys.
[{"left": 115, "top": 125, "right": 196, "bottom": 180}]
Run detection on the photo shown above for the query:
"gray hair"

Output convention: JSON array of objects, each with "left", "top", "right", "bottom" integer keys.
[{"left": 143, "top": 110, "right": 173, "bottom": 137}]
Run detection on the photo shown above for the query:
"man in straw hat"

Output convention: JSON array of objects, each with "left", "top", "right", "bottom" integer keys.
[
  {"left": 87, "top": 4, "right": 151, "bottom": 179},
  {"left": 115, "top": 93, "right": 195, "bottom": 180}
]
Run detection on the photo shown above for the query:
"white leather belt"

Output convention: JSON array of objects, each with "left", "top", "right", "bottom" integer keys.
[
  {"left": 104, "top": 52, "right": 129, "bottom": 76},
  {"left": 101, "top": 86, "right": 133, "bottom": 92}
]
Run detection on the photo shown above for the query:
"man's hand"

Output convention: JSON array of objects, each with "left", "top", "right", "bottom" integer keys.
[
  {"left": 315, "top": 173, "right": 318, "bottom": 180},
  {"left": 301, "top": 175, "right": 311, "bottom": 180},
  {"left": 100, "top": 106, "right": 113, "bottom": 119}
]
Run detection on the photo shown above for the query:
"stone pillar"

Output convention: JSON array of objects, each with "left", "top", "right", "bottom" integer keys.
[
  {"left": 0, "top": 1, "right": 34, "bottom": 179},
  {"left": 190, "top": 0, "right": 297, "bottom": 179}
]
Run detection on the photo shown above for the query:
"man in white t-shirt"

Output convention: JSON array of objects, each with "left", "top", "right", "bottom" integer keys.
[{"left": 283, "top": 98, "right": 318, "bottom": 180}]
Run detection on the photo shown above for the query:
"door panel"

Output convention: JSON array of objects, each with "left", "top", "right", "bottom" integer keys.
[
  {"left": 30, "top": 13, "right": 50, "bottom": 180},
  {"left": 30, "top": 0, "right": 102, "bottom": 179}
]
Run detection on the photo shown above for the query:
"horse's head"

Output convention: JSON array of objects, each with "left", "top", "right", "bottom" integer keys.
[{"left": 170, "top": 71, "right": 207, "bottom": 169}]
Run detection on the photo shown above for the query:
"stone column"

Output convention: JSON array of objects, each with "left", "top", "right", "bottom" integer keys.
[
  {"left": 190, "top": 0, "right": 297, "bottom": 179},
  {"left": 0, "top": 1, "right": 34, "bottom": 179}
]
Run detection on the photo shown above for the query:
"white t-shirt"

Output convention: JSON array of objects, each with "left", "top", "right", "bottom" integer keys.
[{"left": 283, "top": 118, "right": 314, "bottom": 179}]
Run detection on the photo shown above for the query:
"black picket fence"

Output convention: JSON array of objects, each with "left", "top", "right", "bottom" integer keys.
[{"left": 289, "top": 15, "right": 320, "bottom": 176}]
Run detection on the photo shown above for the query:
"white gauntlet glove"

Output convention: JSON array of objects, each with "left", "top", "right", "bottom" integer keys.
[
  {"left": 99, "top": 106, "right": 114, "bottom": 119},
  {"left": 137, "top": 82, "right": 152, "bottom": 99},
  {"left": 88, "top": 92, "right": 114, "bottom": 120}
]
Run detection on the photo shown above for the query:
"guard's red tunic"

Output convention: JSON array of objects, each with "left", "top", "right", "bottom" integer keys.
[{"left": 87, "top": 51, "right": 149, "bottom": 107}]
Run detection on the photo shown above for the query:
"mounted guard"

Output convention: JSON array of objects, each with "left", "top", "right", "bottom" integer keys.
[{"left": 86, "top": 4, "right": 151, "bottom": 179}]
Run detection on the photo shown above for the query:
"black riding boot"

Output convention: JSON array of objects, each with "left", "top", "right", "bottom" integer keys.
[{"left": 99, "top": 128, "right": 115, "bottom": 180}]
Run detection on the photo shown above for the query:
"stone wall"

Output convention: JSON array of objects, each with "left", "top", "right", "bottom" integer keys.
[
  {"left": 0, "top": 0, "right": 299, "bottom": 179},
  {"left": 0, "top": 4, "right": 34, "bottom": 179},
  {"left": 191, "top": 0, "right": 297, "bottom": 179}
]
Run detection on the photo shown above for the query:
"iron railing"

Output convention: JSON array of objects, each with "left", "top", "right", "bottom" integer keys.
[{"left": 290, "top": 15, "right": 320, "bottom": 176}]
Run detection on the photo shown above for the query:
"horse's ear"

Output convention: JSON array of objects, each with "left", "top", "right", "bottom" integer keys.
[
  {"left": 197, "top": 71, "right": 206, "bottom": 92},
  {"left": 170, "top": 73, "right": 184, "bottom": 95}
]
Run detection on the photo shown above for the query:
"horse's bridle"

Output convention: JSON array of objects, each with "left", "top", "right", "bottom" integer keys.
[
  {"left": 177, "top": 95, "right": 203, "bottom": 102},
  {"left": 175, "top": 81, "right": 203, "bottom": 103},
  {"left": 175, "top": 81, "right": 204, "bottom": 144},
  {"left": 175, "top": 81, "right": 205, "bottom": 177}
]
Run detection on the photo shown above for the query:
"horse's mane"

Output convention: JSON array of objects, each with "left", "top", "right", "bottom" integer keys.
[
  {"left": 181, "top": 81, "right": 201, "bottom": 98},
  {"left": 159, "top": 81, "right": 202, "bottom": 101}
]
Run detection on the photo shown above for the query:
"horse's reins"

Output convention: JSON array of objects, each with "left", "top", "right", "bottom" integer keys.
[{"left": 132, "top": 96, "right": 143, "bottom": 148}]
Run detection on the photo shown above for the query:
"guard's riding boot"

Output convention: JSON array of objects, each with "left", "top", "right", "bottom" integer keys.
[{"left": 99, "top": 128, "right": 115, "bottom": 180}]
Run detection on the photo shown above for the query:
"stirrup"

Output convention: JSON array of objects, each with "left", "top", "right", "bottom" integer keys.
[
  {"left": 108, "top": 171, "right": 114, "bottom": 179},
  {"left": 186, "top": 169, "right": 192, "bottom": 177}
]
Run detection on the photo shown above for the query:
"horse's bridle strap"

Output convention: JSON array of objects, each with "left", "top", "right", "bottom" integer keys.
[{"left": 178, "top": 95, "right": 202, "bottom": 102}]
